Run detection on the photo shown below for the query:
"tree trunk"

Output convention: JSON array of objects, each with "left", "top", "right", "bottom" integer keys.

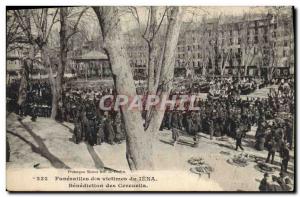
[
  {"left": 40, "top": 47, "right": 57, "bottom": 119},
  {"left": 17, "top": 47, "right": 35, "bottom": 107},
  {"left": 48, "top": 8, "right": 68, "bottom": 120},
  {"left": 146, "top": 7, "right": 158, "bottom": 94},
  {"left": 49, "top": 66, "right": 58, "bottom": 120},
  {"left": 145, "top": 7, "right": 159, "bottom": 126},
  {"left": 94, "top": 7, "right": 155, "bottom": 170},
  {"left": 146, "top": 7, "right": 183, "bottom": 134},
  {"left": 17, "top": 59, "right": 29, "bottom": 106}
]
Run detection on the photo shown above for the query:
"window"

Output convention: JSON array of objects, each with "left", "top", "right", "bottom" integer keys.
[
  {"left": 284, "top": 30, "right": 289, "bottom": 36},
  {"left": 284, "top": 40, "right": 288, "bottom": 47},
  {"left": 254, "top": 36, "right": 258, "bottom": 44},
  {"left": 283, "top": 50, "right": 287, "bottom": 57}
]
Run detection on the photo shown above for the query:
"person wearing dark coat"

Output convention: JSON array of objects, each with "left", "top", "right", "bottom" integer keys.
[
  {"left": 167, "top": 111, "right": 172, "bottom": 130},
  {"left": 74, "top": 116, "right": 82, "bottom": 144},
  {"left": 195, "top": 111, "right": 202, "bottom": 133},
  {"left": 80, "top": 109, "right": 89, "bottom": 141},
  {"left": 280, "top": 144, "right": 290, "bottom": 173},
  {"left": 235, "top": 128, "right": 244, "bottom": 151},
  {"left": 191, "top": 116, "right": 199, "bottom": 147},
  {"left": 185, "top": 115, "right": 193, "bottom": 135},
  {"left": 266, "top": 136, "right": 277, "bottom": 164},
  {"left": 31, "top": 104, "right": 37, "bottom": 122},
  {"left": 88, "top": 118, "right": 97, "bottom": 146},
  {"left": 104, "top": 115, "right": 115, "bottom": 145},
  {"left": 114, "top": 113, "right": 123, "bottom": 144},
  {"left": 208, "top": 116, "right": 214, "bottom": 140},
  {"left": 171, "top": 111, "right": 180, "bottom": 146},
  {"left": 96, "top": 120, "right": 105, "bottom": 145}
]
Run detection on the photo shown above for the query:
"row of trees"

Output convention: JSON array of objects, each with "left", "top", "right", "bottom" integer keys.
[{"left": 7, "top": 7, "right": 88, "bottom": 119}]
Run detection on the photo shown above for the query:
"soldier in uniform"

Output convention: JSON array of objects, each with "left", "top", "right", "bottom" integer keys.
[
  {"left": 235, "top": 127, "right": 244, "bottom": 151},
  {"left": 114, "top": 112, "right": 123, "bottom": 144},
  {"left": 104, "top": 113, "right": 115, "bottom": 145},
  {"left": 74, "top": 115, "right": 82, "bottom": 144},
  {"left": 191, "top": 114, "right": 199, "bottom": 147},
  {"left": 280, "top": 143, "right": 290, "bottom": 173},
  {"left": 80, "top": 106, "right": 88, "bottom": 142},
  {"left": 86, "top": 101, "right": 97, "bottom": 146},
  {"left": 31, "top": 103, "right": 37, "bottom": 122},
  {"left": 195, "top": 111, "right": 202, "bottom": 133},
  {"left": 185, "top": 113, "right": 193, "bottom": 135},
  {"left": 171, "top": 111, "right": 180, "bottom": 146},
  {"left": 266, "top": 136, "right": 277, "bottom": 164},
  {"left": 96, "top": 118, "right": 105, "bottom": 145},
  {"left": 209, "top": 110, "right": 216, "bottom": 140}
]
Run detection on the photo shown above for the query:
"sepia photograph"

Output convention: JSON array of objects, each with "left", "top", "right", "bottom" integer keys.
[{"left": 6, "top": 5, "right": 295, "bottom": 192}]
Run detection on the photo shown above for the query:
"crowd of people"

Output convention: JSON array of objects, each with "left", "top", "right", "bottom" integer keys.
[
  {"left": 60, "top": 87, "right": 126, "bottom": 146},
  {"left": 7, "top": 80, "right": 52, "bottom": 118},
  {"left": 259, "top": 171, "right": 293, "bottom": 191},
  {"left": 6, "top": 77, "right": 294, "bottom": 191}
]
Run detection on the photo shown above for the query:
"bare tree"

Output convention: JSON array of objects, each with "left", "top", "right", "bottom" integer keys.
[
  {"left": 51, "top": 7, "right": 88, "bottom": 119},
  {"left": 13, "top": 8, "right": 59, "bottom": 116},
  {"left": 264, "top": 7, "right": 292, "bottom": 81},
  {"left": 14, "top": 7, "right": 88, "bottom": 119},
  {"left": 93, "top": 6, "right": 183, "bottom": 170},
  {"left": 128, "top": 7, "right": 168, "bottom": 95},
  {"left": 239, "top": 13, "right": 262, "bottom": 79},
  {"left": 6, "top": 10, "right": 25, "bottom": 52}
]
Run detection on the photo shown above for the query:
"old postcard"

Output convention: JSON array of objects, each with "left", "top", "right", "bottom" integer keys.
[{"left": 6, "top": 6, "right": 295, "bottom": 192}]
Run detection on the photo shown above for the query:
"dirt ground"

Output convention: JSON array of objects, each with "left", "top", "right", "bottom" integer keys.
[{"left": 6, "top": 112, "right": 294, "bottom": 191}]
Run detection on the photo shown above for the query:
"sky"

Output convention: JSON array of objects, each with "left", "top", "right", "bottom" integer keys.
[{"left": 119, "top": 6, "right": 291, "bottom": 31}]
